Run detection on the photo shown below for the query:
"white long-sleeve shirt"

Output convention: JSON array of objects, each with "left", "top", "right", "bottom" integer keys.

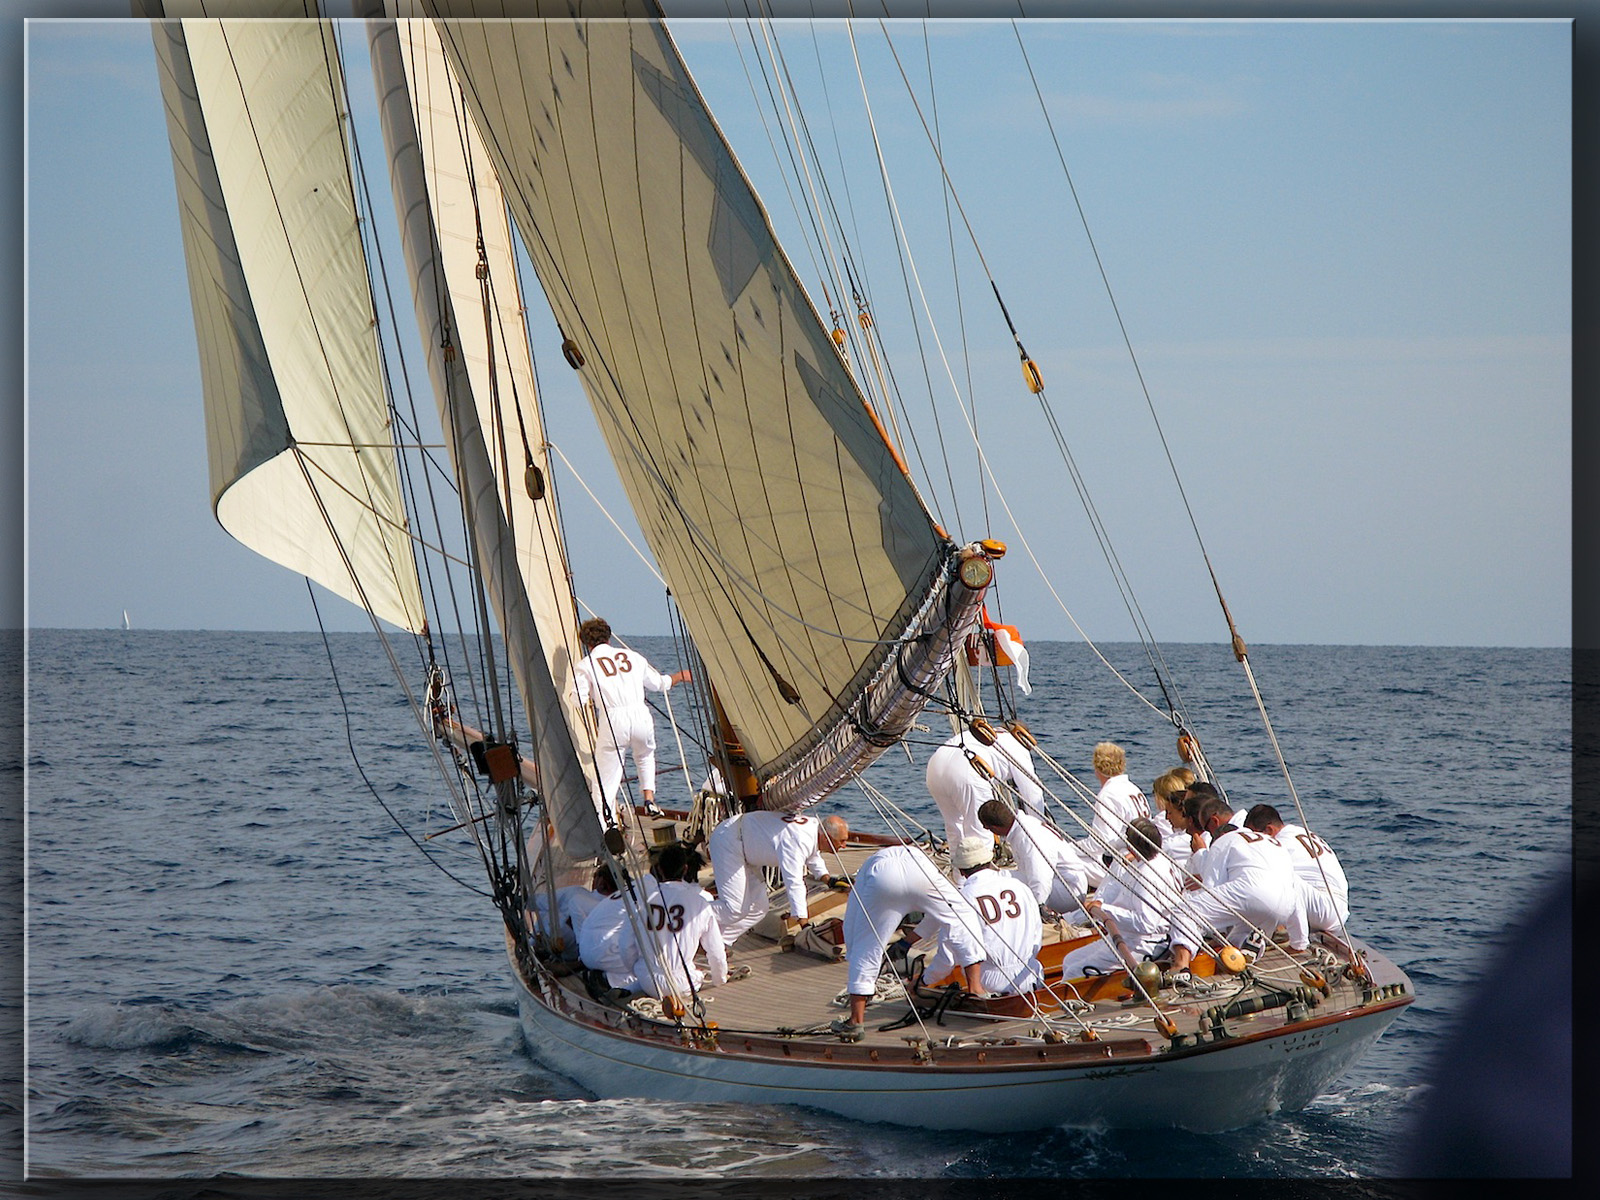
[
  {"left": 630, "top": 880, "right": 728, "bottom": 999},
  {"left": 707, "top": 809, "right": 830, "bottom": 919},
  {"left": 1277, "top": 823, "right": 1350, "bottom": 914},
  {"left": 1003, "top": 809, "right": 1090, "bottom": 908},
  {"left": 951, "top": 867, "right": 1043, "bottom": 995},
  {"left": 574, "top": 641, "right": 675, "bottom": 712},
  {"left": 577, "top": 875, "right": 664, "bottom": 976},
  {"left": 1088, "top": 773, "right": 1151, "bottom": 853}
]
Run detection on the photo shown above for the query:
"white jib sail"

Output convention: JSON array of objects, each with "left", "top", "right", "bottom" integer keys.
[{"left": 154, "top": 17, "right": 425, "bottom": 634}]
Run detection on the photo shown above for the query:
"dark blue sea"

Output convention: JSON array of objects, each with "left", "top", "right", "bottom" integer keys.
[{"left": 13, "top": 630, "right": 1572, "bottom": 1179}]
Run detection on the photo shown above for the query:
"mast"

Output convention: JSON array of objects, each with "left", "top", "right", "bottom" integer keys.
[{"left": 369, "top": 17, "right": 606, "bottom": 861}]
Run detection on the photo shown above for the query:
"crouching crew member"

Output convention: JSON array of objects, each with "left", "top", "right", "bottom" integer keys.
[
  {"left": 707, "top": 809, "right": 848, "bottom": 947},
  {"left": 922, "top": 835, "right": 1043, "bottom": 996},
  {"left": 1244, "top": 803, "right": 1349, "bottom": 942},
  {"left": 576, "top": 863, "right": 664, "bottom": 994},
  {"left": 1059, "top": 817, "right": 1187, "bottom": 978},
  {"left": 977, "top": 798, "right": 1091, "bottom": 915},
  {"left": 627, "top": 842, "right": 730, "bottom": 1003},
  {"left": 832, "top": 844, "right": 988, "bottom": 1040},
  {"left": 1166, "top": 797, "right": 1299, "bottom": 982}
]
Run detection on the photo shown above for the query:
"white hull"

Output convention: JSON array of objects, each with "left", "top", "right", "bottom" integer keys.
[{"left": 508, "top": 947, "right": 1407, "bottom": 1133}]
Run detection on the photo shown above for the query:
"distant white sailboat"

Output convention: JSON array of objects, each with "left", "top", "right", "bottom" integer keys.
[{"left": 121, "top": 610, "right": 130, "bottom": 632}]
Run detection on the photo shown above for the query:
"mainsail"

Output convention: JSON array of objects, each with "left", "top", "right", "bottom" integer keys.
[
  {"left": 411, "top": 5, "right": 984, "bottom": 808},
  {"left": 153, "top": 16, "right": 425, "bottom": 634}
]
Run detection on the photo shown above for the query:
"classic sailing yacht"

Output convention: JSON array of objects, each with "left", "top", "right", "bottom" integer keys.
[{"left": 150, "top": 0, "right": 1413, "bottom": 1132}]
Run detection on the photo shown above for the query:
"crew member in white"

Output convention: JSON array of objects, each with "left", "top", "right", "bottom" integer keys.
[
  {"left": 988, "top": 725, "right": 1047, "bottom": 818},
  {"left": 1150, "top": 768, "right": 1198, "bottom": 874},
  {"left": 574, "top": 617, "right": 690, "bottom": 821},
  {"left": 1059, "top": 817, "right": 1187, "bottom": 978},
  {"left": 977, "top": 798, "right": 1090, "bottom": 914},
  {"left": 1083, "top": 741, "right": 1151, "bottom": 886},
  {"left": 922, "top": 835, "right": 1043, "bottom": 996},
  {"left": 1167, "top": 796, "right": 1300, "bottom": 982},
  {"left": 925, "top": 726, "right": 1042, "bottom": 849},
  {"left": 576, "top": 863, "right": 665, "bottom": 993},
  {"left": 529, "top": 865, "right": 609, "bottom": 960},
  {"left": 707, "top": 809, "right": 849, "bottom": 947},
  {"left": 626, "top": 843, "right": 731, "bottom": 1003},
  {"left": 832, "top": 844, "right": 987, "bottom": 1040},
  {"left": 1244, "top": 803, "right": 1350, "bottom": 940},
  {"left": 1175, "top": 781, "right": 1224, "bottom": 880}
]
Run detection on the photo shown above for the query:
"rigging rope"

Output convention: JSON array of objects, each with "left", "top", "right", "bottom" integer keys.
[{"left": 307, "top": 581, "right": 490, "bottom": 899}]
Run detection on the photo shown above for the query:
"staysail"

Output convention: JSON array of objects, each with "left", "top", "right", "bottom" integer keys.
[
  {"left": 410, "top": 4, "right": 985, "bottom": 808},
  {"left": 369, "top": 17, "right": 605, "bottom": 859},
  {"left": 153, "top": 16, "right": 425, "bottom": 634}
]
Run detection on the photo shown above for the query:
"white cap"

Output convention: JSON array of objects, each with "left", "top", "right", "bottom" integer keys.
[{"left": 952, "top": 835, "right": 994, "bottom": 869}]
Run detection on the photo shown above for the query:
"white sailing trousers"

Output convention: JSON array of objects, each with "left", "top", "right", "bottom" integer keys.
[
  {"left": 593, "top": 704, "right": 657, "bottom": 818},
  {"left": 707, "top": 822, "right": 766, "bottom": 946},
  {"left": 842, "top": 849, "right": 983, "bottom": 998}
]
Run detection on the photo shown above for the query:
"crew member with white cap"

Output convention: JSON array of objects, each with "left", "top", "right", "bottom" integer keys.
[{"left": 922, "top": 835, "right": 1043, "bottom": 997}]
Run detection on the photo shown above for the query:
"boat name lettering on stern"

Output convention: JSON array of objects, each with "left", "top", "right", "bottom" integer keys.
[
  {"left": 1278, "top": 1030, "right": 1331, "bottom": 1055},
  {"left": 1082, "top": 1065, "right": 1158, "bottom": 1081}
]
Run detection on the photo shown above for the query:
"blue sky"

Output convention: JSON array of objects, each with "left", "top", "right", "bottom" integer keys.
[{"left": 16, "top": 9, "right": 1571, "bottom": 645}]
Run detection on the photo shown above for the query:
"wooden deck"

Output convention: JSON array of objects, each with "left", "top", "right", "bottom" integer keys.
[{"left": 551, "top": 823, "right": 1168, "bottom": 1051}]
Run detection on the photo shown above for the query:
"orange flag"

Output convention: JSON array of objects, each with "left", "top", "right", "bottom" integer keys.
[{"left": 969, "top": 606, "right": 1032, "bottom": 695}]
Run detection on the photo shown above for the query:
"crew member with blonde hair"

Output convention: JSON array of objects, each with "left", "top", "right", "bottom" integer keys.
[
  {"left": 1151, "top": 768, "right": 1198, "bottom": 873},
  {"left": 1083, "top": 741, "right": 1150, "bottom": 885}
]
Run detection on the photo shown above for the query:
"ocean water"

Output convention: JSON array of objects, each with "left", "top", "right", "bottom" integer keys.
[{"left": 17, "top": 629, "right": 1571, "bottom": 1179}]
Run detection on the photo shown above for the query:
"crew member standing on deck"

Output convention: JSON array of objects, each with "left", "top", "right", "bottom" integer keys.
[
  {"left": 925, "top": 726, "right": 1042, "bottom": 849},
  {"left": 574, "top": 617, "right": 690, "bottom": 821}
]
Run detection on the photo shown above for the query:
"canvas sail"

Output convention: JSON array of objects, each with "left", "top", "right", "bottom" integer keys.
[
  {"left": 410, "top": 8, "right": 980, "bottom": 807},
  {"left": 153, "top": 17, "right": 425, "bottom": 633},
  {"left": 369, "top": 17, "right": 605, "bottom": 859}
]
